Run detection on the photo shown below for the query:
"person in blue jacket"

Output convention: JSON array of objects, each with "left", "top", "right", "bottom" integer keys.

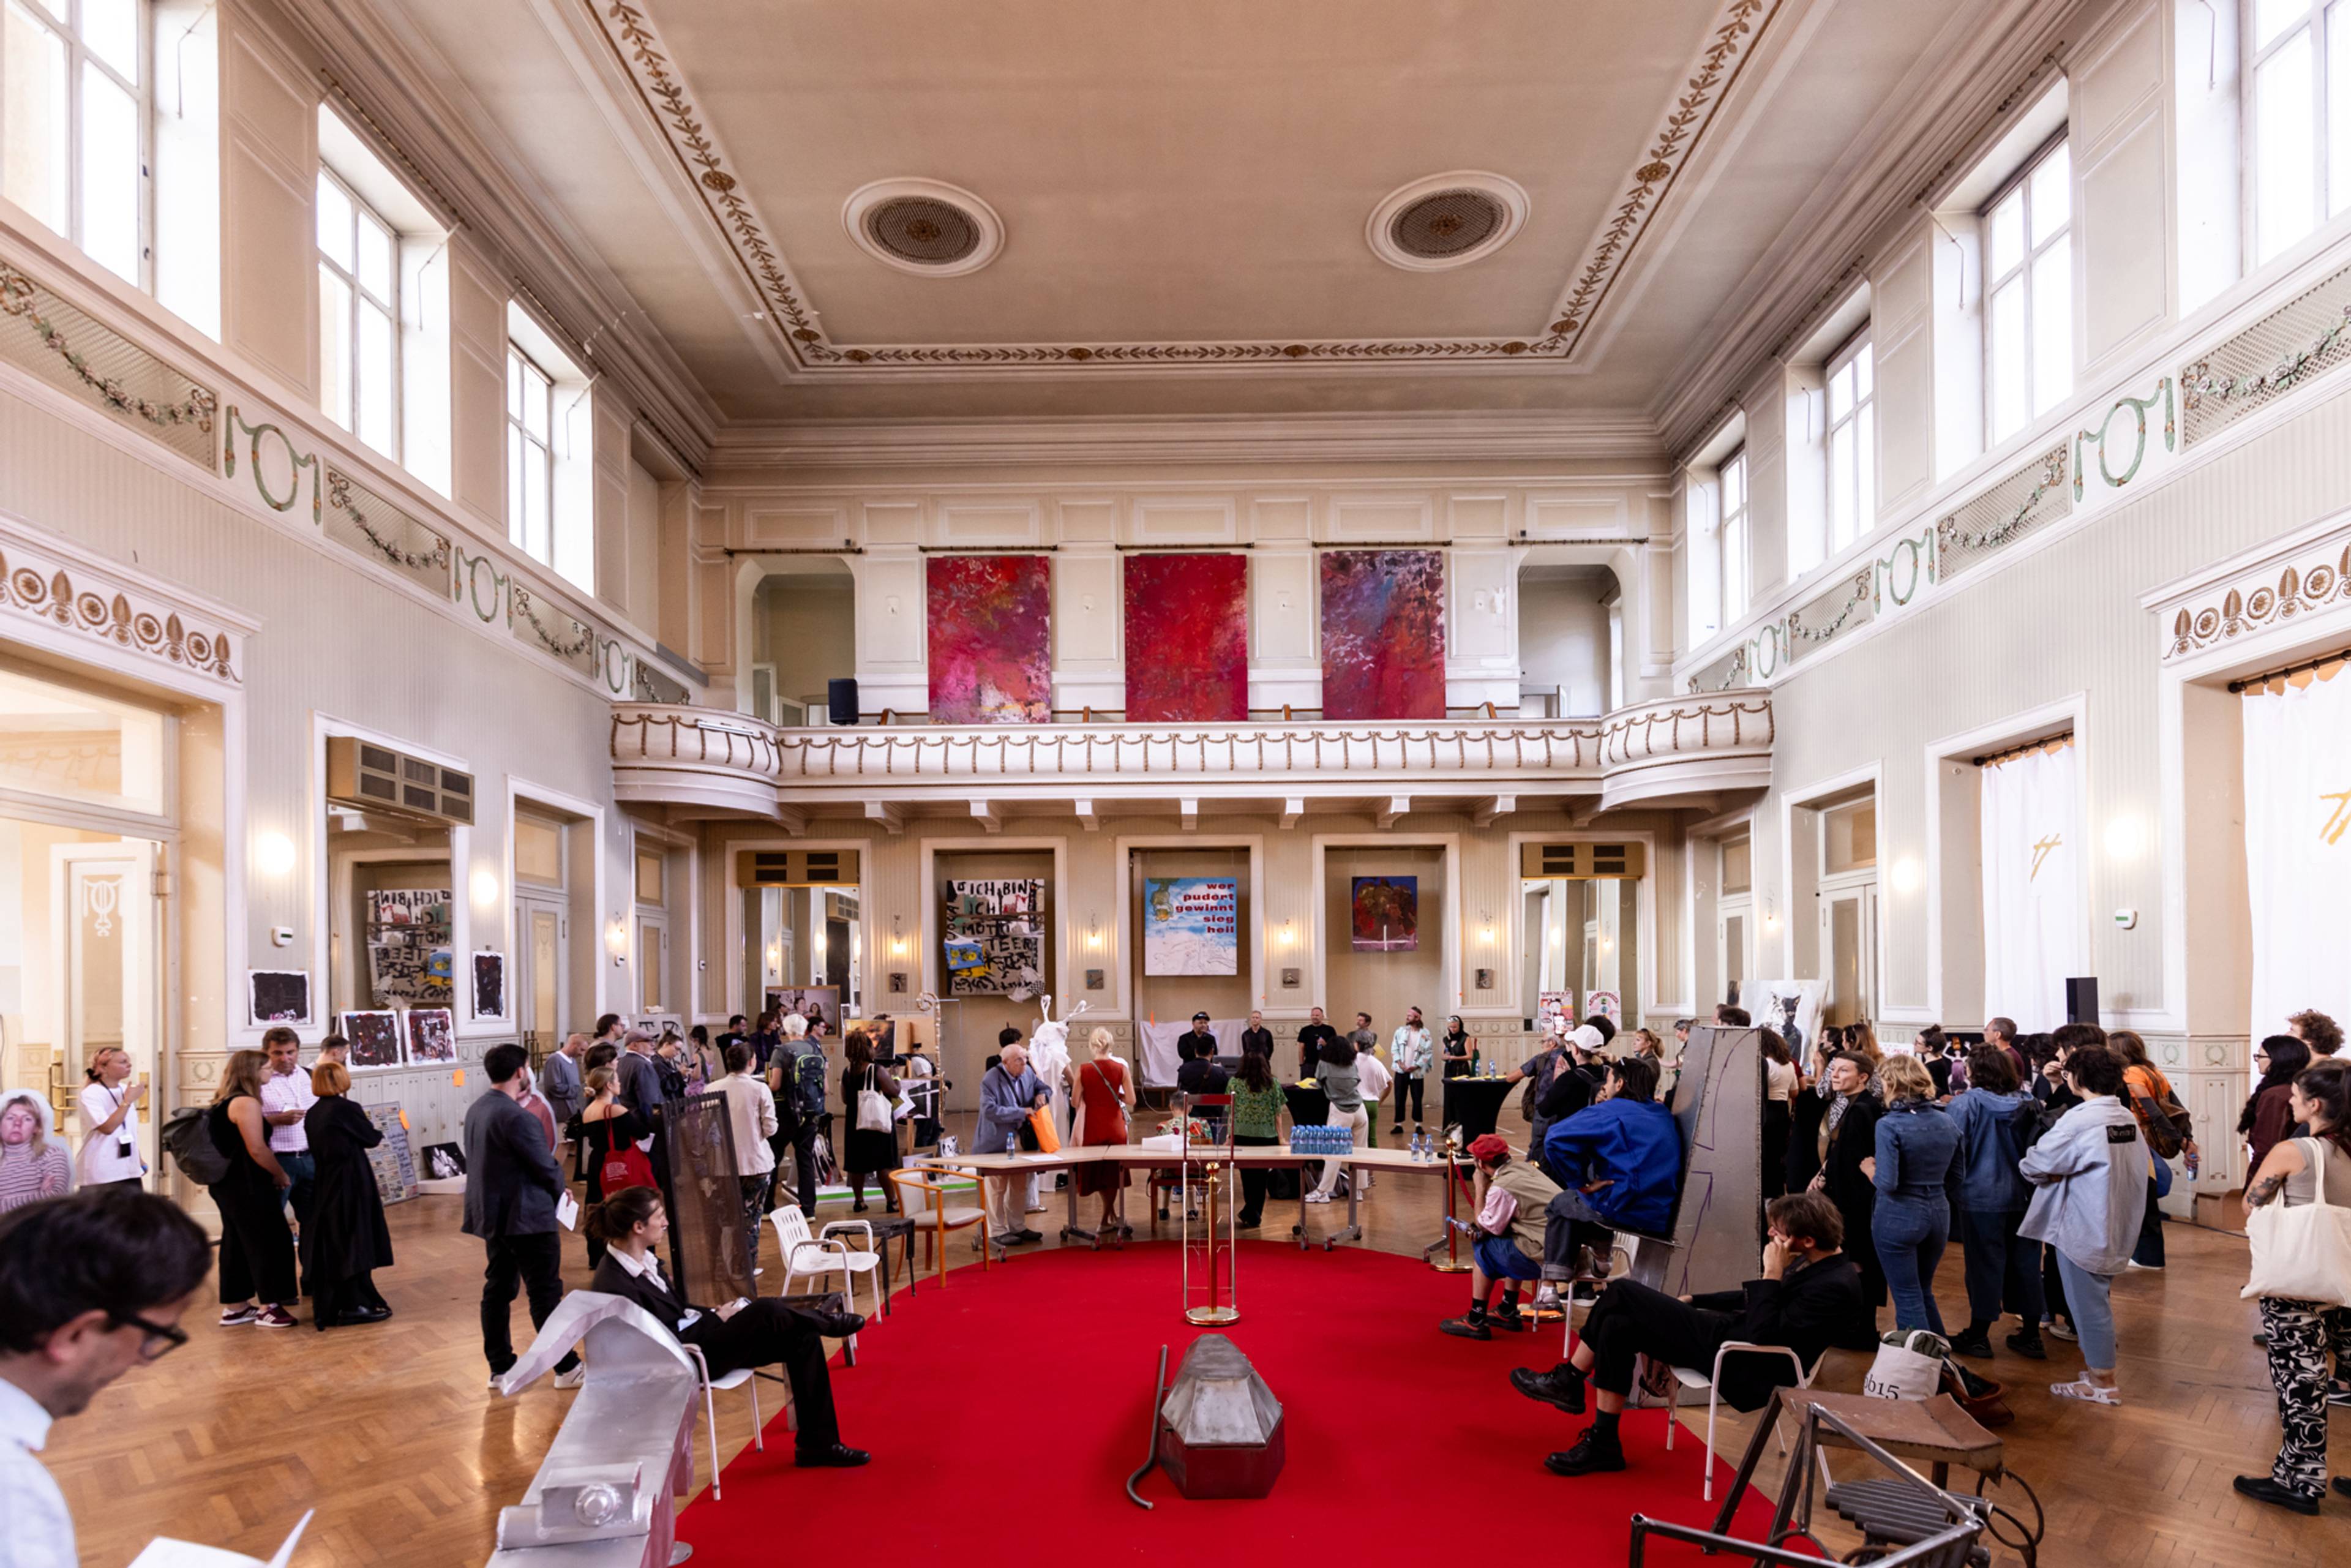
[
  {"left": 1538, "top": 1056, "right": 1681, "bottom": 1283},
  {"left": 1943, "top": 1045, "right": 2046, "bottom": 1359}
]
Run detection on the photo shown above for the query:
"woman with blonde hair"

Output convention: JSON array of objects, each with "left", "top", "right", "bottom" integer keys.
[
  {"left": 77, "top": 1045, "right": 146, "bottom": 1191},
  {"left": 0, "top": 1090, "right": 71, "bottom": 1212},
  {"left": 1872, "top": 1051, "right": 1959, "bottom": 1334},
  {"left": 301, "top": 1060, "right": 394, "bottom": 1329},
  {"left": 209, "top": 1049, "right": 298, "bottom": 1327},
  {"left": 1071, "top": 1026, "right": 1134, "bottom": 1233}
]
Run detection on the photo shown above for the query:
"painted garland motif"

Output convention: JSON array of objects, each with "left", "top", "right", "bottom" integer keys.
[{"left": 0, "top": 263, "right": 217, "bottom": 435}]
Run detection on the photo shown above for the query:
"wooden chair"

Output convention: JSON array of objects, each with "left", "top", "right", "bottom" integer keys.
[
  {"left": 887, "top": 1163, "right": 991, "bottom": 1285},
  {"left": 768, "top": 1207, "right": 883, "bottom": 1318}
]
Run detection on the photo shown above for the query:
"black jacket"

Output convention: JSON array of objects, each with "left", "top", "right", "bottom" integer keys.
[
  {"left": 302, "top": 1095, "right": 392, "bottom": 1282},
  {"left": 1239, "top": 1027, "right": 1274, "bottom": 1058},
  {"left": 1177, "top": 1057, "right": 1230, "bottom": 1096},
  {"left": 591, "top": 1253, "right": 707, "bottom": 1343},
  {"left": 462, "top": 1090, "right": 566, "bottom": 1239},
  {"left": 1535, "top": 1062, "right": 1603, "bottom": 1123},
  {"left": 1689, "top": 1253, "right": 1870, "bottom": 1408},
  {"left": 1296, "top": 1024, "right": 1340, "bottom": 1075}
]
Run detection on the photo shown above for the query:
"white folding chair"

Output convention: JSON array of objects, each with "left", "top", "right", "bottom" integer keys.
[
  {"left": 1665, "top": 1341, "right": 1828, "bottom": 1501},
  {"left": 769, "top": 1206, "right": 883, "bottom": 1319},
  {"left": 681, "top": 1343, "right": 790, "bottom": 1502}
]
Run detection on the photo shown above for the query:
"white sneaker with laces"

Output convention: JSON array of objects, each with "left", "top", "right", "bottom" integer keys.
[{"left": 553, "top": 1365, "right": 587, "bottom": 1390}]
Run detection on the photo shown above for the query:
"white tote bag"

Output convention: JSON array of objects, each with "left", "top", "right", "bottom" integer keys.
[
  {"left": 1861, "top": 1330, "right": 1947, "bottom": 1400},
  {"left": 2241, "top": 1139, "right": 2351, "bottom": 1308},
  {"left": 855, "top": 1068, "right": 894, "bottom": 1134}
]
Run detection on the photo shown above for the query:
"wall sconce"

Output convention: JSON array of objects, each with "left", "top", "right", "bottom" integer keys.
[
  {"left": 2103, "top": 814, "right": 2147, "bottom": 862},
  {"left": 606, "top": 918, "right": 629, "bottom": 966},
  {"left": 1479, "top": 909, "right": 1496, "bottom": 946},
  {"left": 1085, "top": 913, "right": 1106, "bottom": 953},
  {"left": 889, "top": 916, "right": 910, "bottom": 959},
  {"left": 765, "top": 940, "right": 783, "bottom": 973},
  {"left": 1889, "top": 855, "right": 1922, "bottom": 895},
  {"left": 255, "top": 831, "right": 297, "bottom": 877},
  {"left": 470, "top": 868, "right": 502, "bottom": 906},
  {"left": 1277, "top": 918, "right": 1296, "bottom": 950},
  {"left": 1761, "top": 898, "right": 1782, "bottom": 932}
]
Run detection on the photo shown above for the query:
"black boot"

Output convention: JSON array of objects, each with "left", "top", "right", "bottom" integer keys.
[
  {"left": 2232, "top": 1476, "right": 2319, "bottom": 1515},
  {"left": 1509, "top": 1362, "right": 1587, "bottom": 1414},
  {"left": 1946, "top": 1326, "right": 1993, "bottom": 1358},
  {"left": 1545, "top": 1423, "right": 1626, "bottom": 1476}
]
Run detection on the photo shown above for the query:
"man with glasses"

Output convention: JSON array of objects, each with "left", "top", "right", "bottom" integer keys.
[{"left": 0, "top": 1188, "right": 211, "bottom": 1566}]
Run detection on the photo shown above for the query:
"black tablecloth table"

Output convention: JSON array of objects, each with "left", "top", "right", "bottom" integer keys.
[{"left": 1441, "top": 1076, "right": 1515, "bottom": 1142}]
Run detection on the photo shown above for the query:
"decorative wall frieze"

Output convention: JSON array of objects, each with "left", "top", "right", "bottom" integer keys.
[
  {"left": 2181, "top": 262, "right": 2351, "bottom": 445},
  {"left": 587, "top": 0, "right": 1783, "bottom": 373},
  {"left": 0, "top": 258, "right": 216, "bottom": 468},
  {"left": 2154, "top": 515, "right": 2351, "bottom": 663},
  {"left": 0, "top": 510, "right": 246, "bottom": 685}
]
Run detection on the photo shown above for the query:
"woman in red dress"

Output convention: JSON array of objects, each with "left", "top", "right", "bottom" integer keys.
[{"left": 1071, "top": 1026, "right": 1134, "bottom": 1234}]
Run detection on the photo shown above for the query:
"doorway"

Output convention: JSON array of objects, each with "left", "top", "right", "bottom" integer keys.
[{"left": 511, "top": 809, "right": 571, "bottom": 1057}]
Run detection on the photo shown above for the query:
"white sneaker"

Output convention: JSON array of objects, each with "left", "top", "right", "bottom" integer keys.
[
  {"left": 553, "top": 1365, "right": 587, "bottom": 1390},
  {"left": 1302, "top": 1191, "right": 1331, "bottom": 1204}
]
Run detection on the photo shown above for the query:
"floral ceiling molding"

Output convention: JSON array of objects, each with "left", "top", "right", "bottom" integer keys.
[
  {"left": 589, "top": 0, "right": 1783, "bottom": 373},
  {"left": 2163, "top": 530, "right": 2351, "bottom": 662},
  {"left": 0, "top": 514, "right": 243, "bottom": 686}
]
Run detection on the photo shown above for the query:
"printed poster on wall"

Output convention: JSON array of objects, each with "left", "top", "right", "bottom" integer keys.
[
  {"left": 1143, "top": 877, "right": 1239, "bottom": 976},
  {"left": 367, "top": 888, "right": 453, "bottom": 1007},
  {"left": 942, "top": 878, "right": 1046, "bottom": 1000},
  {"left": 1350, "top": 876, "right": 1419, "bottom": 952}
]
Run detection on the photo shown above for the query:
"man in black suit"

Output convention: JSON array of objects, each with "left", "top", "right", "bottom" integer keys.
[
  {"left": 1296, "top": 1007, "right": 1340, "bottom": 1081},
  {"left": 1239, "top": 1010, "right": 1275, "bottom": 1060},
  {"left": 464, "top": 1043, "right": 580, "bottom": 1387},
  {"left": 1509, "top": 1190, "right": 1867, "bottom": 1476}
]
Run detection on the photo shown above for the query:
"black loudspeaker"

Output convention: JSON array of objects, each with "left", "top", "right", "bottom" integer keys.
[
  {"left": 2064, "top": 977, "right": 2099, "bottom": 1024},
  {"left": 827, "top": 678, "right": 859, "bottom": 726}
]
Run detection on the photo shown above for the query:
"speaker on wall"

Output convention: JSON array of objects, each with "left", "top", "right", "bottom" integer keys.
[
  {"left": 828, "top": 678, "right": 859, "bottom": 726},
  {"left": 2064, "top": 977, "right": 2099, "bottom": 1024}
]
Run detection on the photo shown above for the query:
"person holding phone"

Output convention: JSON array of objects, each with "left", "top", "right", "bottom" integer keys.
[
  {"left": 76, "top": 1049, "right": 145, "bottom": 1192},
  {"left": 586, "top": 1185, "right": 869, "bottom": 1469}
]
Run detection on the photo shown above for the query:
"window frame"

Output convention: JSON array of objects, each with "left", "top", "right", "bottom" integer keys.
[
  {"left": 3, "top": 0, "right": 153, "bottom": 288},
  {"left": 504, "top": 342, "right": 556, "bottom": 567},
  {"left": 2244, "top": 0, "right": 2348, "bottom": 265},
  {"left": 315, "top": 164, "right": 403, "bottom": 460},
  {"left": 1823, "top": 326, "right": 1875, "bottom": 556},
  {"left": 1719, "top": 445, "right": 1750, "bottom": 627},
  {"left": 1981, "top": 132, "right": 2073, "bottom": 446}
]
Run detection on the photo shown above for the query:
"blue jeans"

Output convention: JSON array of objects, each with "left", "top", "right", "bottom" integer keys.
[
  {"left": 2052, "top": 1250, "right": 2118, "bottom": 1370},
  {"left": 1874, "top": 1194, "right": 1948, "bottom": 1335},
  {"left": 1959, "top": 1207, "right": 2044, "bottom": 1328}
]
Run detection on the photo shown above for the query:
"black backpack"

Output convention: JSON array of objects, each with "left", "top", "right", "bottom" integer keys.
[
  {"left": 786, "top": 1045, "right": 827, "bottom": 1119},
  {"left": 160, "top": 1105, "right": 230, "bottom": 1186}
]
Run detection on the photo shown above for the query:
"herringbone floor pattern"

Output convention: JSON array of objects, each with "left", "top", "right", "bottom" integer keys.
[{"left": 41, "top": 1119, "right": 2350, "bottom": 1566}]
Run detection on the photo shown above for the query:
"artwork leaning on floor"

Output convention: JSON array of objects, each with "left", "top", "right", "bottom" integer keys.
[
  {"left": 928, "top": 553, "right": 1052, "bottom": 723},
  {"left": 1319, "top": 548, "right": 1446, "bottom": 720},
  {"left": 1125, "top": 552, "right": 1248, "bottom": 722}
]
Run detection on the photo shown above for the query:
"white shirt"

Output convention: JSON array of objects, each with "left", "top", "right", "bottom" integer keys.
[
  {"left": 1765, "top": 1058, "right": 1799, "bottom": 1103},
  {"left": 259, "top": 1065, "right": 318, "bottom": 1154},
  {"left": 1354, "top": 1048, "right": 1392, "bottom": 1099},
  {"left": 0, "top": 1374, "right": 73, "bottom": 1568},
  {"left": 716, "top": 1072, "right": 778, "bottom": 1176},
  {"left": 607, "top": 1246, "right": 700, "bottom": 1332},
  {"left": 76, "top": 1080, "right": 144, "bottom": 1185}
]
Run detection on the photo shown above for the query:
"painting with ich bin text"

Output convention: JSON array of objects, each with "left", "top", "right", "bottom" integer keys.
[
  {"left": 942, "top": 878, "right": 1044, "bottom": 1000},
  {"left": 1144, "top": 877, "right": 1238, "bottom": 976},
  {"left": 928, "top": 554, "right": 1052, "bottom": 723},
  {"left": 1319, "top": 549, "right": 1445, "bottom": 720},
  {"left": 1124, "top": 553, "right": 1247, "bottom": 723}
]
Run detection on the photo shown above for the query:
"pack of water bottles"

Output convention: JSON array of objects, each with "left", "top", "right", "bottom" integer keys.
[{"left": 1288, "top": 1122, "right": 1354, "bottom": 1155}]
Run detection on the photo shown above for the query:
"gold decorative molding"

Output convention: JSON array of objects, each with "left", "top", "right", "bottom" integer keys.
[
  {"left": 587, "top": 0, "right": 1783, "bottom": 373},
  {"left": 0, "top": 514, "right": 243, "bottom": 685},
  {"left": 2165, "top": 541, "right": 2351, "bottom": 662}
]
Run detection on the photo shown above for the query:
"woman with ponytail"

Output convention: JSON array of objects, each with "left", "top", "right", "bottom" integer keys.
[{"left": 585, "top": 1187, "right": 872, "bottom": 1469}]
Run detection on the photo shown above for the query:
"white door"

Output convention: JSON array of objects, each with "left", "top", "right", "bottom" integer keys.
[
  {"left": 514, "top": 895, "right": 568, "bottom": 1057},
  {"left": 51, "top": 841, "right": 159, "bottom": 1167},
  {"left": 1821, "top": 883, "right": 1878, "bottom": 1027},
  {"left": 1720, "top": 906, "right": 1750, "bottom": 1011}
]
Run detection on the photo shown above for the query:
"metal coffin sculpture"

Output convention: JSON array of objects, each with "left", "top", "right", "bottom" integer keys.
[{"left": 1155, "top": 1334, "right": 1285, "bottom": 1499}]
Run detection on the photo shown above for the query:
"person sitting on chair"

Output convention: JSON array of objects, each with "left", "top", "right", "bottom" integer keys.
[
  {"left": 1510, "top": 1191, "right": 1866, "bottom": 1476},
  {"left": 1439, "top": 1133, "right": 1561, "bottom": 1340},
  {"left": 586, "top": 1185, "right": 869, "bottom": 1469},
  {"left": 1536, "top": 1056, "right": 1681, "bottom": 1289}
]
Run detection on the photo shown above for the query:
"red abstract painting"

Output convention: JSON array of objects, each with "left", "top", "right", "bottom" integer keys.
[
  {"left": 928, "top": 555, "right": 1052, "bottom": 723},
  {"left": 1320, "top": 549, "right": 1447, "bottom": 720},
  {"left": 1123, "top": 553, "right": 1248, "bottom": 723}
]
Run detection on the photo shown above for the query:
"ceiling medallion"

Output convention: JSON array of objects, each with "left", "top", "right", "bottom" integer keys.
[
  {"left": 588, "top": 0, "right": 1781, "bottom": 372},
  {"left": 1367, "top": 172, "right": 1529, "bottom": 272},
  {"left": 843, "top": 179, "right": 1005, "bottom": 277}
]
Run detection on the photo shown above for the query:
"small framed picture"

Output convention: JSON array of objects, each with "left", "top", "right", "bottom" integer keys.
[
  {"left": 888, "top": 972, "right": 907, "bottom": 994},
  {"left": 1084, "top": 968, "right": 1104, "bottom": 990},
  {"left": 1280, "top": 966, "right": 1302, "bottom": 989},
  {"left": 1474, "top": 967, "right": 1495, "bottom": 991}
]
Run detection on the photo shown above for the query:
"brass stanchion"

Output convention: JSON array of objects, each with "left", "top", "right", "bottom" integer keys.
[
  {"left": 1183, "top": 1160, "right": 1240, "bottom": 1326},
  {"left": 1427, "top": 1148, "right": 1471, "bottom": 1274}
]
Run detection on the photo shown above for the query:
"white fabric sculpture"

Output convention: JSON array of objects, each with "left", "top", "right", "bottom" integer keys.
[{"left": 1026, "top": 993, "right": 1086, "bottom": 1142}]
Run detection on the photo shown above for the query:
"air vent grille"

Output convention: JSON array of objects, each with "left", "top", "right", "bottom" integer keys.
[
  {"left": 1519, "top": 842, "right": 1647, "bottom": 880},
  {"left": 1392, "top": 189, "right": 1504, "bottom": 258},
  {"left": 737, "top": 849, "right": 862, "bottom": 887},
  {"left": 864, "top": 198, "right": 980, "bottom": 265},
  {"left": 326, "top": 737, "right": 476, "bottom": 827}
]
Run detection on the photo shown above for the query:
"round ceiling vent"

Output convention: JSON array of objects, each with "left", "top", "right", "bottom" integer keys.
[
  {"left": 843, "top": 179, "right": 1003, "bottom": 277},
  {"left": 1367, "top": 172, "right": 1529, "bottom": 272}
]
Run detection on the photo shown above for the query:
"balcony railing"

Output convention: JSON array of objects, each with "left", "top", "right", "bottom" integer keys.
[{"left": 611, "top": 692, "right": 1771, "bottom": 819}]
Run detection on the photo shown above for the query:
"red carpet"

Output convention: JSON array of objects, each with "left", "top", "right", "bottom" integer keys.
[{"left": 678, "top": 1242, "right": 1801, "bottom": 1563}]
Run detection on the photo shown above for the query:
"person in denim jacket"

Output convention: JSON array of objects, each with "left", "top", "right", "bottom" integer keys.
[{"left": 1871, "top": 1052, "right": 1959, "bottom": 1335}]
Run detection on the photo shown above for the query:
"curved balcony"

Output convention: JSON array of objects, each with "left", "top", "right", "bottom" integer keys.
[{"left": 610, "top": 696, "right": 1772, "bottom": 822}]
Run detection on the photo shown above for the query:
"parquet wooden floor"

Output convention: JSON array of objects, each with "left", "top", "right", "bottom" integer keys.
[{"left": 42, "top": 1111, "right": 2350, "bottom": 1565}]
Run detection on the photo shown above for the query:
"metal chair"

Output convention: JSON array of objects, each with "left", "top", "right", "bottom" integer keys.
[
  {"left": 887, "top": 1162, "right": 992, "bottom": 1284},
  {"left": 1665, "top": 1341, "right": 1829, "bottom": 1501},
  {"left": 681, "top": 1343, "right": 786, "bottom": 1503},
  {"left": 768, "top": 1207, "right": 883, "bottom": 1318}
]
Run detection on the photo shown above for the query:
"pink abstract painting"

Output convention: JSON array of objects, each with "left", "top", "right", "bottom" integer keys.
[
  {"left": 928, "top": 555, "right": 1052, "bottom": 723},
  {"left": 1320, "top": 549, "right": 1446, "bottom": 720},
  {"left": 1124, "top": 553, "right": 1248, "bottom": 723}
]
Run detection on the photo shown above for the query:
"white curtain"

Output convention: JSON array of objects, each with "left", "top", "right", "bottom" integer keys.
[
  {"left": 1135, "top": 1018, "right": 1249, "bottom": 1087},
  {"left": 1981, "top": 741, "right": 2085, "bottom": 1032},
  {"left": 2244, "top": 670, "right": 2351, "bottom": 1041}
]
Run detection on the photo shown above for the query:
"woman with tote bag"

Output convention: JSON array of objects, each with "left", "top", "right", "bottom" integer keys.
[{"left": 2233, "top": 1057, "right": 2351, "bottom": 1515}]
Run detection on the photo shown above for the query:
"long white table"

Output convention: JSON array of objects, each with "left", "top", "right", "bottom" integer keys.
[{"left": 940, "top": 1142, "right": 1460, "bottom": 1253}]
